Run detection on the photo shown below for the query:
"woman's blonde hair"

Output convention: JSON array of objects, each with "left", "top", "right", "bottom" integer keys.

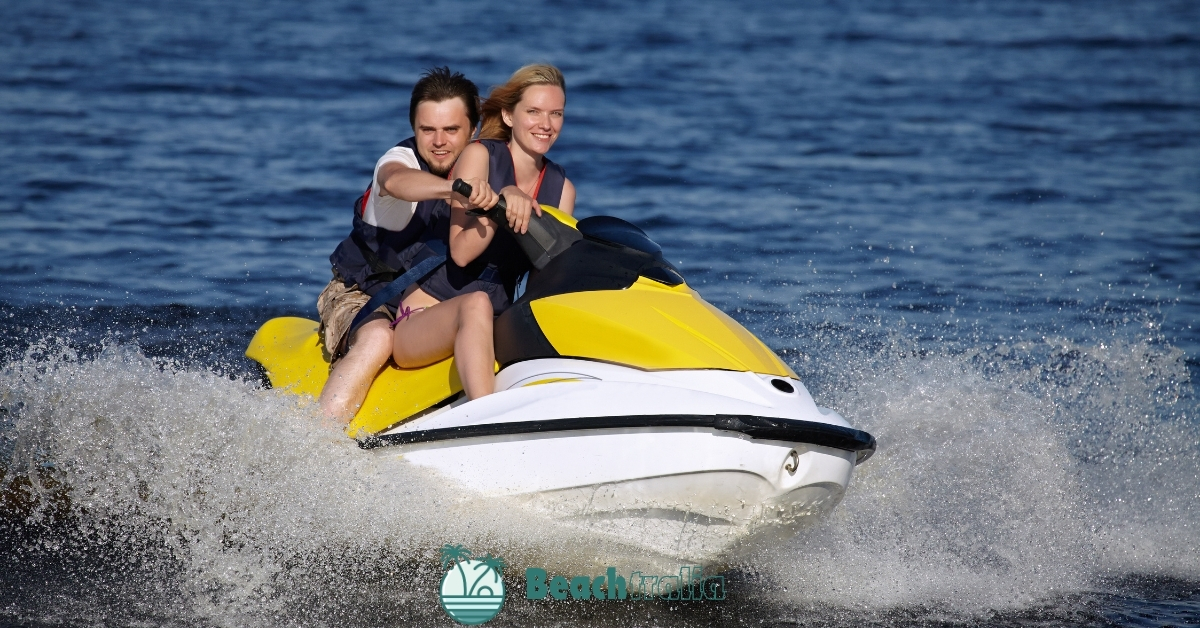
[{"left": 479, "top": 64, "right": 566, "bottom": 141}]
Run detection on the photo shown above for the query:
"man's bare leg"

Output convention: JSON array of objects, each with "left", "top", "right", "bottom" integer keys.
[
  {"left": 318, "top": 315, "right": 393, "bottom": 421},
  {"left": 392, "top": 291, "right": 495, "bottom": 399}
]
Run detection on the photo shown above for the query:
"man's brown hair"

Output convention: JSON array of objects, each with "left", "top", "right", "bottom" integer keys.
[{"left": 409, "top": 67, "right": 480, "bottom": 131}]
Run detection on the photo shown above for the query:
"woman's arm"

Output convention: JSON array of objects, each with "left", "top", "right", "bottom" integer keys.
[
  {"left": 558, "top": 178, "right": 576, "bottom": 216},
  {"left": 449, "top": 144, "right": 499, "bottom": 267},
  {"left": 449, "top": 145, "right": 543, "bottom": 266}
]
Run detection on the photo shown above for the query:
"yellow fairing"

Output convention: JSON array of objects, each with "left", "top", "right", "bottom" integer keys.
[
  {"left": 540, "top": 204, "right": 576, "bottom": 227},
  {"left": 531, "top": 277, "right": 797, "bottom": 378},
  {"left": 245, "top": 205, "right": 793, "bottom": 435},
  {"left": 245, "top": 317, "right": 460, "bottom": 436}
]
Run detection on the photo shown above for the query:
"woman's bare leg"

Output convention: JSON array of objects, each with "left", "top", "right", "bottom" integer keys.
[
  {"left": 318, "top": 315, "right": 393, "bottom": 422},
  {"left": 392, "top": 291, "right": 495, "bottom": 399}
]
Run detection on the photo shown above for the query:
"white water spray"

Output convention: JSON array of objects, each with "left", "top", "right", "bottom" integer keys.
[{"left": 1, "top": 333, "right": 1196, "bottom": 624}]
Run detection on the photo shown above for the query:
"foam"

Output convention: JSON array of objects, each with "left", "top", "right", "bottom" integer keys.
[
  {"left": 0, "top": 339, "right": 679, "bottom": 624},
  {"left": 758, "top": 336, "right": 1199, "bottom": 611},
  {"left": 1, "top": 334, "right": 1196, "bottom": 623}
]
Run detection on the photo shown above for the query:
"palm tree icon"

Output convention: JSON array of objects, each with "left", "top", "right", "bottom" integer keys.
[
  {"left": 478, "top": 554, "right": 506, "bottom": 573},
  {"left": 470, "top": 554, "right": 507, "bottom": 596},
  {"left": 441, "top": 544, "right": 474, "bottom": 591},
  {"left": 438, "top": 545, "right": 507, "bottom": 624}
]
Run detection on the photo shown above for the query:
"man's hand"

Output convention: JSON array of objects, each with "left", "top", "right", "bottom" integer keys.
[
  {"left": 451, "top": 177, "right": 499, "bottom": 211},
  {"left": 499, "top": 186, "right": 543, "bottom": 234}
]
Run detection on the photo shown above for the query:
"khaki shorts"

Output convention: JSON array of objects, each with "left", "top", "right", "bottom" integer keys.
[{"left": 316, "top": 273, "right": 391, "bottom": 363}]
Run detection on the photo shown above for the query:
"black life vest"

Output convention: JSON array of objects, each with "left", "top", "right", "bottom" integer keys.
[
  {"left": 328, "top": 137, "right": 448, "bottom": 297},
  {"left": 414, "top": 139, "right": 567, "bottom": 315}
]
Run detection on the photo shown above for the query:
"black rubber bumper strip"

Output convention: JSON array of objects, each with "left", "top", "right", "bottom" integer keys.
[{"left": 359, "top": 414, "right": 877, "bottom": 464}]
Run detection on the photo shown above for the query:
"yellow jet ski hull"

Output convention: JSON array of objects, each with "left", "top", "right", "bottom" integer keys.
[
  {"left": 246, "top": 273, "right": 795, "bottom": 437},
  {"left": 246, "top": 204, "right": 795, "bottom": 437},
  {"left": 245, "top": 317, "right": 462, "bottom": 436}
]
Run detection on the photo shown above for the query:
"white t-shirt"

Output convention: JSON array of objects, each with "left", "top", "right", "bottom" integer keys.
[{"left": 361, "top": 145, "right": 422, "bottom": 232}]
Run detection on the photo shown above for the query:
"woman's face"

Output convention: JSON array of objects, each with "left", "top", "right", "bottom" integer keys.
[{"left": 502, "top": 84, "right": 565, "bottom": 156}]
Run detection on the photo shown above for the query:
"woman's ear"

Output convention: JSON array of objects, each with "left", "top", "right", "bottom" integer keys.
[{"left": 501, "top": 109, "right": 514, "bottom": 128}]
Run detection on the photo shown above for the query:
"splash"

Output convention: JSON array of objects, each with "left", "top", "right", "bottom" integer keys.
[
  {"left": 760, "top": 335, "right": 1199, "bottom": 612},
  {"left": 1, "top": 333, "right": 1197, "bottom": 625},
  {"left": 0, "top": 339, "right": 660, "bottom": 626}
]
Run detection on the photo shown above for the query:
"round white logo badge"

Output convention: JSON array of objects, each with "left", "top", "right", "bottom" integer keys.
[{"left": 438, "top": 545, "right": 506, "bottom": 625}]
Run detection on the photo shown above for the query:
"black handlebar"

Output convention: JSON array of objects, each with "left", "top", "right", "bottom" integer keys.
[
  {"left": 453, "top": 178, "right": 506, "bottom": 217},
  {"left": 449, "top": 178, "right": 581, "bottom": 270}
]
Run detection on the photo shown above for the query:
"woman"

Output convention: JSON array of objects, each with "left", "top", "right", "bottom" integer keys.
[
  {"left": 385, "top": 64, "right": 574, "bottom": 402},
  {"left": 449, "top": 63, "right": 575, "bottom": 253}
]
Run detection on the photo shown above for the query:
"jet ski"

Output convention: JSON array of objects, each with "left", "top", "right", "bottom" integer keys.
[{"left": 247, "top": 185, "right": 875, "bottom": 559}]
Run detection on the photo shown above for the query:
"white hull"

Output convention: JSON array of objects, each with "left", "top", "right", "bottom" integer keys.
[{"left": 366, "top": 360, "right": 866, "bottom": 560}]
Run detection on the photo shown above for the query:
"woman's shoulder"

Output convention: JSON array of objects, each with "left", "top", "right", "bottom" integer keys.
[
  {"left": 458, "top": 141, "right": 491, "bottom": 162},
  {"left": 475, "top": 138, "right": 507, "bottom": 154}
]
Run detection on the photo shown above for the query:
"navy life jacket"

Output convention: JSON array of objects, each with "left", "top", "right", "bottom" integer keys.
[
  {"left": 328, "top": 137, "right": 448, "bottom": 299},
  {"left": 414, "top": 139, "right": 567, "bottom": 315}
]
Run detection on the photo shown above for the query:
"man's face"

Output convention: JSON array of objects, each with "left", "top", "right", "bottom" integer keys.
[{"left": 413, "top": 98, "right": 473, "bottom": 177}]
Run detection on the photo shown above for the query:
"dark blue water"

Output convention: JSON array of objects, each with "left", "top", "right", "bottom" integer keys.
[{"left": 2, "top": 0, "right": 1198, "bottom": 626}]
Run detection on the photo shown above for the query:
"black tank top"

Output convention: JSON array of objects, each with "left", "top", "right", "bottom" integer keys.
[{"left": 415, "top": 139, "right": 567, "bottom": 315}]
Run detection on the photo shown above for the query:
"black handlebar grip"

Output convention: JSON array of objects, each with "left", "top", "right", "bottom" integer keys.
[
  {"left": 454, "top": 178, "right": 490, "bottom": 216},
  {"left": 452, "top": 178, "right": 579, "bottom": 269},
  {"left": 451, "top": 178, "right": 472, "bottom": 199},
  {"left": 457, "top": 178, "right": 507, "bottom": 217}
]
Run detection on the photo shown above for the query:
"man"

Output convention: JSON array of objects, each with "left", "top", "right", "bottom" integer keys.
[{"left": 317, "top": 67, "right": 497, "bottom": 421}]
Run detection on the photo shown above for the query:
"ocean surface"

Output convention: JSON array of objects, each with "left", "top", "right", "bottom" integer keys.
[{"left": 2, "top": 0, "right": 1198, "bottom": 626}]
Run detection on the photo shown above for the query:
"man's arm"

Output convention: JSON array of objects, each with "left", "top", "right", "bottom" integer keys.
[
  {"left": 377, "top": 160, "right": 497, "bottom": 207},
  {"left": 376, "top": 162, "right": 452, "bottom": 202}
]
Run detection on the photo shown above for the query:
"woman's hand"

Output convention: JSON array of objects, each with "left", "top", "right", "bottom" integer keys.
[
  {"left": 499, "top": 186, "right": 543, "bottom": 234},
  {"left": 451, "top": 177, "right": 499, "bottom": 211}
]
